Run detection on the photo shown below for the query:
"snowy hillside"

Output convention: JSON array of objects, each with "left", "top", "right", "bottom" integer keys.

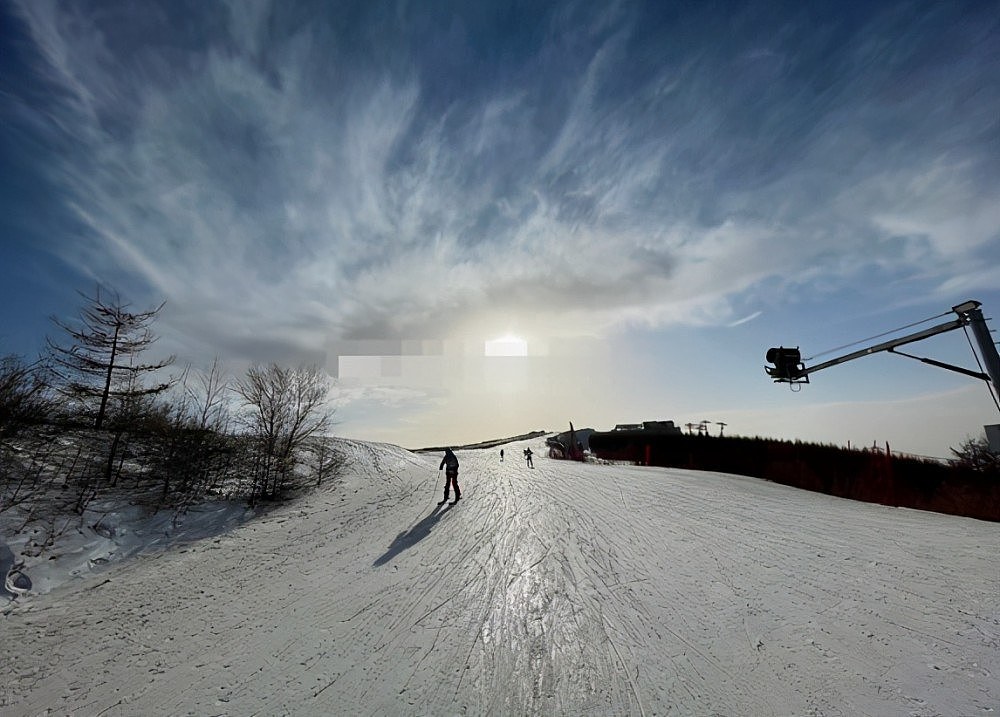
[{"left": 2, "top": 437, "right": 999, "bottom": 715}]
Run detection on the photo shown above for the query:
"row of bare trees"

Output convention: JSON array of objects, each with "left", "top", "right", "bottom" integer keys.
[{"left": 1, "top": 287, "right": 343, "bottom": 549}]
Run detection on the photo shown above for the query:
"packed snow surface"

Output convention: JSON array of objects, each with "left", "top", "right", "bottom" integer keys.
[{"left": 2, "top": 438, "right": 999, "bottom": 715}]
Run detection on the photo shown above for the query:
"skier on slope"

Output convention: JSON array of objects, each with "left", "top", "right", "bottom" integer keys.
[{"left": 438, "top": 448, "right": 461, "bottom": 505}]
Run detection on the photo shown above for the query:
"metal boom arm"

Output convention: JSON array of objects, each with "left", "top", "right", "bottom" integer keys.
[
  {"left": 765, "top": 300, "right": 1000, "bottom": 389},
  {"left": 798, "top": 317, "right": 966, "bottom": 379}
]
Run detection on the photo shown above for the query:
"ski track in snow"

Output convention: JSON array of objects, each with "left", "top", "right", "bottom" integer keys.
[{"left": 2, "top": 438, "right": 999, "bottom": 715}]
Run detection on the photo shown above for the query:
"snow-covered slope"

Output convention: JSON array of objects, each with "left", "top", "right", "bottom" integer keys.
[{"left": 2, "top": 438, "right": 998, "bottom": 715}]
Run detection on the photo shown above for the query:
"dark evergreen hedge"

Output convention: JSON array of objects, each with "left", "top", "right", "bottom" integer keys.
[{"left": 589, "top": 433, "right": 1000, "bottom": 521}]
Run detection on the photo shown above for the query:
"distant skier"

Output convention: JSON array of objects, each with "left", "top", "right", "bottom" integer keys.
[
  {"left": 524, "top": 447, "right": 533, "bottom": 468},
  {"left": 500, "top": 448, "right": 504, "bottom": 462},
  {"left": 438, "top": 448, "right": 461, "bottom": 505}
]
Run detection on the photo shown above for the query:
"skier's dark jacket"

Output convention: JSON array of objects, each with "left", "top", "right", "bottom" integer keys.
[{"left": 440, "top": 450, "right": 459, "bottom": 474}]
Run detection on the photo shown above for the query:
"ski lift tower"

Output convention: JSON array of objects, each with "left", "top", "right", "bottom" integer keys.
[{"left": 764, "top": 300, "right": 1000, "bottom": 452}]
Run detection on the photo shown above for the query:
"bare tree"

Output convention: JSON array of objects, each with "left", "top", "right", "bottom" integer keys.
[
  {"left": 235, "top": 364, "right": 333, "bottom": 500},
  {"left": 188, "top": 356, "right": 231, "bottom": 432},
  {"left": 46, "top": 286, "right": 174, "bottom": 430}
]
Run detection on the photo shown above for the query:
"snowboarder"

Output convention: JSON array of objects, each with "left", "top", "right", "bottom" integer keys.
[
  {"left": 524, "top": 447, "right": 533, "bottom": 468},
  {"left": 438, "top": 448, "right": 461, "bottom": 505}
]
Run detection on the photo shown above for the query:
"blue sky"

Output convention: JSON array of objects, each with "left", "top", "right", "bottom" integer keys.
[{"left": 1, "top": 0, "right": 998, "bottom": 455}]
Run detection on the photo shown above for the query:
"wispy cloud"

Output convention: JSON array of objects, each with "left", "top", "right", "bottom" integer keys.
[
  {"left": 6, "top": 0, "right": 999, "bottom": 368},
  {"left": 727, "top": 311, "right": 762, "bottom": 328}
]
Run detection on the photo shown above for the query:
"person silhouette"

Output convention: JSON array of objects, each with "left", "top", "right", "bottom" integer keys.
[
  {"left": 438, "top": 448, "right": 461, "bottom": 505},
  {"left": 524, "top": 447, "right": 533, "bottom": 468}
]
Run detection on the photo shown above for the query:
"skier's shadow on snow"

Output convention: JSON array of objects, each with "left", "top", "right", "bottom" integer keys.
[{"left": 373, "top": 503, "right": 453, "bottom": 567}]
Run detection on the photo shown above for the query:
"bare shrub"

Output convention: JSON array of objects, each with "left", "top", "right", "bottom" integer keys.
[
  {"left": 305, "top": 436, "right": 348, "bottom": 488},
  {"left": 234, "top": 364, "right": 333, "bottom": 501},
  {"left": 950, "top": 434, "right": 1000, "bottom": 475},
  {"left": 0, "top": 355, "right": 49, "bottom": 440}
]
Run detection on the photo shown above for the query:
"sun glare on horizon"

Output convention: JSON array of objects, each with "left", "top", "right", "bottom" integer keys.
[{"left": 484, "top": 334, "right": 528, "bottom": 357}]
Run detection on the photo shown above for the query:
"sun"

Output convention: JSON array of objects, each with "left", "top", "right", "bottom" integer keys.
[{"left": 484, "top": 334, "right": 528, "bottom": 357}]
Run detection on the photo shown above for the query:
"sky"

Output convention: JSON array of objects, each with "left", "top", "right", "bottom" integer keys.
[{"left": 1, "top": 0, "right": 998, "bottom": 456}]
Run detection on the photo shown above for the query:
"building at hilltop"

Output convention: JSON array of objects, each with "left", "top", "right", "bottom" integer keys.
[{"left": 612, "top": 420, "right": 683, "bottom": 434}]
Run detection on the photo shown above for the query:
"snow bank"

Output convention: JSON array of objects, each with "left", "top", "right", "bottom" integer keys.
[{"left": 2, "top": 497, "right": 258, "bottom": 601}]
